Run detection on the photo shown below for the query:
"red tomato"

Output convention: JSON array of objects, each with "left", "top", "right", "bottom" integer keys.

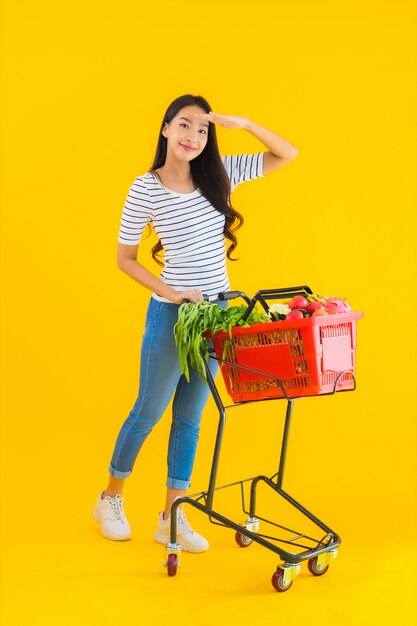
[
  {"left": 288, "top": 296, "right": 309, "bottom": 310},
  {"left": 307, "top": 301, "right": 325, "bottom": 315},
  {"left": 285, "top": 309, "right": 304, "bottom": 320},
  {"left": 311, "top": 309, "right": 329, "bottom": 317}
]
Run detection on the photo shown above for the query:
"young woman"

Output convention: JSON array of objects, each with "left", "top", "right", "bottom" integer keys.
[{"left": 93, "top": 94, "right": 299, "bottom": 552}]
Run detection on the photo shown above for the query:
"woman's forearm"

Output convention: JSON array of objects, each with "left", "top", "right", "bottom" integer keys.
[
  {"left": 243, "top": 118, "right": 299, "bottom": 159},
  {"left": 119, "top": 259, "right": 178, "bottom": 301}
]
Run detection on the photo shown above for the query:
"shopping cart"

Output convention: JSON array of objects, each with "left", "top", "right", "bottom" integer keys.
[{"left": 164, "top": 286, "right": 364, "bottom": 592}]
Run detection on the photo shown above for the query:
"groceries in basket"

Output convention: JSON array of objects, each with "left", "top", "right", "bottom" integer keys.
[
  {"left": 268, "top": 294, "right": 352, "bottom": 321},
  {"left": 174, "top": 288, "right": 363, "bottom": 400}
]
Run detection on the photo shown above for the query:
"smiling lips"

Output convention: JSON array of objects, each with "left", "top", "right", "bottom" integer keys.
[{"left": 180, "top": 144, "right": 196, "bottom": 152}]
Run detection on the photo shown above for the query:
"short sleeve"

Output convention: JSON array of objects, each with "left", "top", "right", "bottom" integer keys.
[
  {"left": 117, "top": 177, "right": 154, "bottom": 245},
  {"left": 221, "top": 153, "right": 264, "bottom": 192}
]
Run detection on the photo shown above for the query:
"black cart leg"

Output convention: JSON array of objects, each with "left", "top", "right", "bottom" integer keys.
[
  {"left": 205, "top": 361, "right": 226, "bottom": 511},
  {"left": 249, "top": 399, "right": 294, "bottom": 516},
  {"left": 277, "top": 400, "right": 294, "bottom": 489}
]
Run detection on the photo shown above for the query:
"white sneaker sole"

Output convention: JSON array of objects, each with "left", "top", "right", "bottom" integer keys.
[
  {"left": 153, "top": 530, "right": 209, "bottom": 553},
  {"left": 93, "top": 507, "right": 132, "bottom": 541}
]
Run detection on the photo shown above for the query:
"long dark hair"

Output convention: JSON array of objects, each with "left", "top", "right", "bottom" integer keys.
[{"left": 147, "top": 94, "right": 244, "bottom": 266}]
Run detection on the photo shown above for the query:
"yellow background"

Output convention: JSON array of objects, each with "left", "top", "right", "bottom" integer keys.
[{"left": 1, "top": 0, "right": 416, "bottom": 624}]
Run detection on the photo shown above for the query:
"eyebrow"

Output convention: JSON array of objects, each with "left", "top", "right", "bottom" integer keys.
[{"left": 179, "top": 116, "right": 209, "bottom": 129}]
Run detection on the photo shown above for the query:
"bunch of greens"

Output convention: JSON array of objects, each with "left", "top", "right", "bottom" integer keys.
[{"left": 174, "top": 301, "right": 270, "bottom": 381}]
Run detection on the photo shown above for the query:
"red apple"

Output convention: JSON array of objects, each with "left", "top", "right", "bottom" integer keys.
[
  {"left": 288, "top": 296, "right": 309, "bottom": 310},
  {"left": 285, "top": 309, "right": 304, "bottom": 320}
]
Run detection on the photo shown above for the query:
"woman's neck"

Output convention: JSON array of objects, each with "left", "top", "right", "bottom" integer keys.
[
  {"left": 154, "top": 162, "right": 197, "bottom": 193},
  {"left": 158, "top": 153, "right": 192, "bottom": 183}
]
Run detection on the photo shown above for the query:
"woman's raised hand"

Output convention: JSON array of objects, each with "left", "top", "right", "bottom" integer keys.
[{"left": 192, "top": 112, "right": 247, "bottom": 130}]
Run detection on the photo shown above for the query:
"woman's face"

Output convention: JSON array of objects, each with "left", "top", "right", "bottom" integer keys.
[{"left": 162, "top": 105, "right": 209, "bottom": 161}]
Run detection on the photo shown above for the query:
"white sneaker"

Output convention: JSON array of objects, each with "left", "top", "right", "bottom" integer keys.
[
  {"left": 154, "top": 507, "right": 209, "bottom": 553},
  {"left": 93, "top": 491, "right": 132, "bottom": 541}
]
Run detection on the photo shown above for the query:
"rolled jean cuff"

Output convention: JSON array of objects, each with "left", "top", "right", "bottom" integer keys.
[
  {"left": 108, "top": 464, "right": 132, "bottom": 479},
  {"left": 166, "top": 476, "right": 190, "bottom": 490}
]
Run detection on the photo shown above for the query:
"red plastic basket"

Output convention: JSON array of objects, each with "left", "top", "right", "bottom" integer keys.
[{"left": 209, "top": 311, "right": 364, "bottom": 401}]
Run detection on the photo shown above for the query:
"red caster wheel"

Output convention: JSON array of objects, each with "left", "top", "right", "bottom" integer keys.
[
  {"left": 167, "top": 553, "right": 178, "bottom": 577},
  {"left": 235, "top": 531, "right": 253, "bottom": 548},
  {"left": 308, "top": 556, "right": 329, "bottom": 577},
  {"left": 271, "top": 568, "right": 293, "bottom": 592}
]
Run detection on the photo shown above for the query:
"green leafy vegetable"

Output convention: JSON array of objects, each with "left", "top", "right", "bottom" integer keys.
[{"left": 174, "top": 302, "right": 270, "bottom": 381}]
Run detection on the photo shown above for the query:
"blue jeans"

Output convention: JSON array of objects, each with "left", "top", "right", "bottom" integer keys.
[{"left": 109, "top": 296, "right": 227, "bottom": 490}]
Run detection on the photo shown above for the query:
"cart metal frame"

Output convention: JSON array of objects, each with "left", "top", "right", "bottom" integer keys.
[{"left": 164, "top": 287, "right": 359, "bottom": 591}]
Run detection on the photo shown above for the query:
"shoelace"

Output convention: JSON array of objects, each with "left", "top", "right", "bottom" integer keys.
[
  {"left": 177, "top": 508, "right": 194, "bottom": 534},
  {"left": 106, "top": 494, "right": 123, "bottom": 521}
]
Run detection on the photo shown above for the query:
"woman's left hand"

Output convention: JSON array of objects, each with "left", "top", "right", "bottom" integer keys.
[{"left": 192, "top": 112, "right": 247, "bottom": 129}]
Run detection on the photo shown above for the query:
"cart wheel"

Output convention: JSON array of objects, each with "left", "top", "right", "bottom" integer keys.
[
  {"left": 271, "top": 568, "right": 293, "bottom": 592},
  {"left": 308, "top": 556, "right": 329, "bottom": 577},
  {"left": 167, "top": 553, "right": 178, "bottom": 577},
  {"left": 235, "top": 531, "right": 253, "bottom": 548}
]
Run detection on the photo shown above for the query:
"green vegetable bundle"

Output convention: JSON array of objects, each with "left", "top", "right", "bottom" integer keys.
[{"left": 174, "top": 301, "right": 270, "bottom": 382}]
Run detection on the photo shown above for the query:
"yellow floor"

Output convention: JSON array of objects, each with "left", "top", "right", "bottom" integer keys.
[{"left": 1, "top": 489, "right": 415, "bottom": 626}]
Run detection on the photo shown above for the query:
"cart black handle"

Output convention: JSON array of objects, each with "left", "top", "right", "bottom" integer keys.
[
  {"left": 242, "top": 286, "right": 314, "bottom": 321},
  {"left": 217, "top": 291, "right": 251, "bottom": 305}
]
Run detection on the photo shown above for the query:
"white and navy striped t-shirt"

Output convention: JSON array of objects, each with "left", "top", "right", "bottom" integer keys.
[{"left": 117, "top": 152, "right": 264, "bottom": 301}]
